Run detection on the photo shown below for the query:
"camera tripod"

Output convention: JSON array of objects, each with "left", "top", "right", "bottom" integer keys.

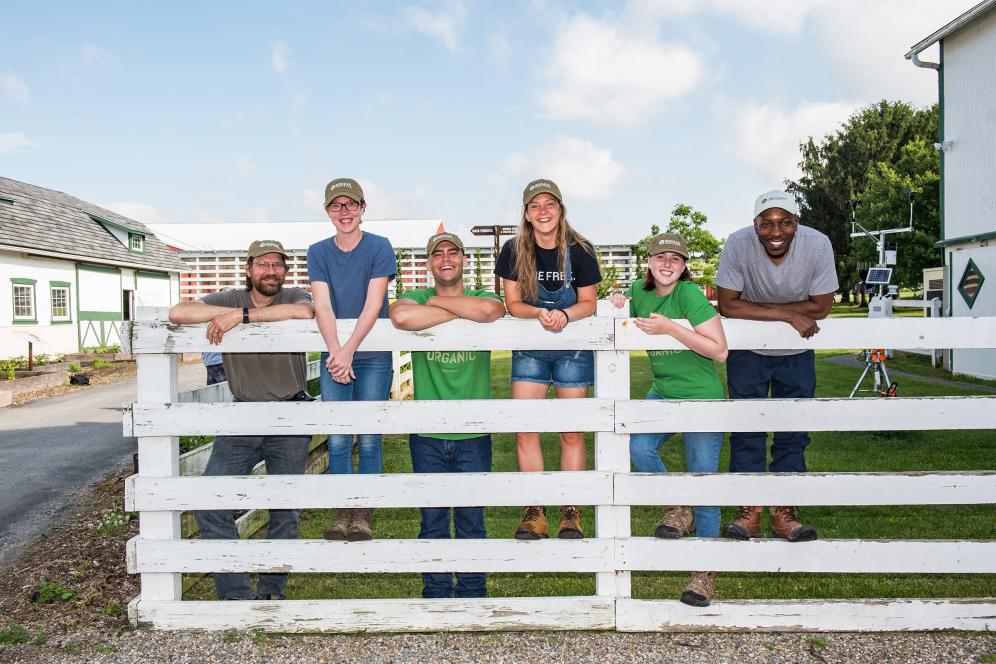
[{"left": 849, "top": 349, "right": 898, "bottom": 398}]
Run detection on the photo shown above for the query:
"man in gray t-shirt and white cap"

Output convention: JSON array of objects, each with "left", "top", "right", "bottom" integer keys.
[{"left": 715, "top": 190, "right": 838, "bottom": 543}]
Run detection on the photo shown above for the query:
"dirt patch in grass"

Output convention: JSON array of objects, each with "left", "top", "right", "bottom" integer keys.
[
  {"left": 0, "top": 465, "right": 138, "bottom": 656},
  {"left": 10, "top": 362, "right": 138, "bottom": 406}
]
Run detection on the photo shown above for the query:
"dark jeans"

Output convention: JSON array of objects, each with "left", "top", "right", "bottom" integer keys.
[
  {"left": 727, "top": 350, "right": 816, "bottom": 474},
  {"left": 409, "top": 434, "right": 492, "bottom": 598},
  {"left": 205, "top": 363, "right": 227, "bottom": 386},
  {"left": 194, "top": 434, "right": 310, "bottom": 599}
]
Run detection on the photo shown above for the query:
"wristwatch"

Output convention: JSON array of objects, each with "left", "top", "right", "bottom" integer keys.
[{"left": 242, "top": 307, "right": 250, "bottom": 324}]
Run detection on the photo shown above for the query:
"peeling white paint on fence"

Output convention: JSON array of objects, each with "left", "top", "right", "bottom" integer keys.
[{"left": 124, "top": 306, "right": 996, "bottom": 632}]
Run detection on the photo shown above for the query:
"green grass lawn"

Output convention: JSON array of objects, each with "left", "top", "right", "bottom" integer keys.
[{"left": 184, "top": 350, "right": 996, "bottom": 602}]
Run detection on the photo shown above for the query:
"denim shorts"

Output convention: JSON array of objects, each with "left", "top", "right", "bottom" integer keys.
[{"left": 511, "top": 350, "right": 594, "bottom": 388}]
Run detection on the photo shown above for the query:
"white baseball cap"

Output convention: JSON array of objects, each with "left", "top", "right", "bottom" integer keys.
[{"left": 754, "top": 190, "right": 800, "bottom": 218}]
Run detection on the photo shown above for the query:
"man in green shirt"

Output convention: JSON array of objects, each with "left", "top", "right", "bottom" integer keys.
[{"left": 389, "top": 231, "right": 505, "bottom": 598}]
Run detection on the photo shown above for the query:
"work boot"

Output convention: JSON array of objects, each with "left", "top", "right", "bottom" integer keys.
[
  {"left": 680, "top": 571, "right": 715, "bottom": 607},
  {"left": 557, "top": 505, "right": 584, "bottom": 539},
  {"left": 770, "top": 506, "right": 817, "bottom": 542},
  {"left": 653, "top": 506, "right": 695, "bottom": 539},
  {"left": 515, "top": 506, "right": 549, "bottom": 540},
  {"left": 323, "top": 509, "right": 351, "bottom": 541},
  {"left": 722, "top": 506, "right": 763, "bottom": 540},
  {"left": 346, "top": 508, "right": 374, "bottom": 542}
]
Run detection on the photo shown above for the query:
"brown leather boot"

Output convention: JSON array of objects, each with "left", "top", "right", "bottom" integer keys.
[
  {"left": 680, "top": 571, "right": 715, "bottom": 607},
  {"left": 557, "top": 505, "right": 584, "bottom": 539},
  {"left": 346, "top": 508, "right": 374, "bottom": 541},
  {"left": 654, "top": 506, "right": 694, "bottom": 539},
  {"left": 770, "top": 506, "right": 817, "bottom": 542},
  {"left": 722, "top": 506, "right": 763, "bottom": 540},
  {"left": 323, "top": 509, "right": 351, "bottom": 541},
  {"left": 515, "top": 506, "right": 548, "bottom": 540}
]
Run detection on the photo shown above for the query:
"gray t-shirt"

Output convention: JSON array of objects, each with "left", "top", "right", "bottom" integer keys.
[
  {"left": 716, "top": 224, "right": 838, "bottom": 356},
  {"left": 201, "top": 288, "right": 312, "bottom": 401}
]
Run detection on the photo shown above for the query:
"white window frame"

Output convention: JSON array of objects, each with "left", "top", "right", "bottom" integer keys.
[
  {"left": 12, "top": 282, "right": 36, "bottom": 321},
  {"left": 50, "top": 285, "right": 71, "bottom": 322}
]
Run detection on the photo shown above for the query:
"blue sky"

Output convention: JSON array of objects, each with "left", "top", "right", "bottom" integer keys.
[{"left": 0, "top": 0, "right": 976, "bottom": 242}]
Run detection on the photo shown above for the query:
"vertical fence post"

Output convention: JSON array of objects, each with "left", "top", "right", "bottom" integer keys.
[
  {"left": 135, "top": 306, "right": 182, "bottom": 601},
  {"left": 594, "top": 300, "right": 631, "bottom": 600}
]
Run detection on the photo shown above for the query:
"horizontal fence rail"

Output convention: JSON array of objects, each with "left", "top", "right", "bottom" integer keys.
[{"left": 124, "top": 307, "right": 996, "bottom": 633}]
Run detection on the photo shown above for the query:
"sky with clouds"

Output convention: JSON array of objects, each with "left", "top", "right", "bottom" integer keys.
[{"left": 0, "top": 0, "right": 976, "bottom": 243}]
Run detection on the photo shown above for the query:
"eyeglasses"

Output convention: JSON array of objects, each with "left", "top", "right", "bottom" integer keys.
[
  {"left": 253, "top": 261, "right": 287, "bottom": 271},
  {"left": 328, "top": 201, "right": 361, "bottom": 212}
]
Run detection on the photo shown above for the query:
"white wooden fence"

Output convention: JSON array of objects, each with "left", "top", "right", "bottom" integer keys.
[{"left": 122, "top": 305, "right": 996, "bottom": 632}]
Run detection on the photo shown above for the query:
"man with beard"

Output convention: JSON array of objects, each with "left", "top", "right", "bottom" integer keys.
[
  {"left": 168, "top": 239, "right": 315, "bottom": 600},
  {"left": 716, "top": 190, "right": 838, "bottom": 543},
  {"left": 389, "top": 232, "right": 505, "bottom": 598}
]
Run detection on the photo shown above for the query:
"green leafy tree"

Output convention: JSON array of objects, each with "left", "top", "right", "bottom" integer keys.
[
  {"left": 786, "top": 100, "right": 938, "bottom": 301},
  {"left": 597, "top": 265, "right": 620, "bottom": 298},
  {"left": 853, "top": 137, "right": 940, "bottom": 290}
]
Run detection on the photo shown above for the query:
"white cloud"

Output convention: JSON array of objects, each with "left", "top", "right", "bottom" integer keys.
[
  {"left": 302, "top": 188, "right": 324, "bottom": 212},
  {"left": 0, "top": 73, "right": 30, "bottom": 102},
  {"left": 488, "top": 32, "right": 512, "bottom": 71},
  {"left": 541, "top": 13, "right": 705, "bottom": 125},
  {"left": 727, "top": 100, "right": 859, "bottom": 183},
  {"left": 271, "top": 40, "right": 289, "bottom": 73},
  {"left": 490, "top": 136, "right": 624, "bottom": 202},
  {"left": 103, "top": 201, "right": 162, "bottom": 224},
  {"left": 812, "top": 0, "right": 978, "bottom": 106},
  {"left": 233, "top": 153, "right": 255, "bottom": 177},
  {"left": 0, "top": 132, "right": 40, "bottom": 153},
  {"left": 404, "top": 1, "right": 467, "bottom": 52},
  {"left": 80, "top": 43, "right": 114, "bottom": 67},
  {"left": 245, "top": 208, "right": 271, "bottom": 223}
]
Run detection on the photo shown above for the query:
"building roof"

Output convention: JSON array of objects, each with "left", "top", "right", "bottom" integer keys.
[
  {"left": 0, "top": 176, "right": 186, "bottom": 272},
  {"left": 148, "top": 219, "right": 473, "bottom": 253},
  {"left": 149, "top": 220, "right": 638, "bottom": 253},
  {"left": 906, "top": 0, "right": 996, "bottom": 57}
]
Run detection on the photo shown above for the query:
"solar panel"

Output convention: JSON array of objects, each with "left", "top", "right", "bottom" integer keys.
[{"left": 865, "top": 267, "right": 893, "bottom": 285}]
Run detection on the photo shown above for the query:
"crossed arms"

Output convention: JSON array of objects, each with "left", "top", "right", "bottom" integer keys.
[
  {"left": 168, "top": 299, "right": 315, "bottom": 344},
  {"left": 717, "top": 288, "right": 834, "bottom": 338},
  {"left": 389, "top": 295, "right": 506, "bottom": 330}
]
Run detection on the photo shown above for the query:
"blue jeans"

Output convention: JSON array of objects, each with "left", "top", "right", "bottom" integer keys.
[
  {"left": 194, "top": 434, "right": 311, "bottom": 599},
  {"left": 320, "top": 351, "right": 393, "bottom": 474},
  {"left": 409, "top": 434, "right": 492, "bottom": 598},
  {"left": 628, "top": 392, "right": 722, "bottom": 538},
  {"left": 726, "top": 350, "right": 816, "bottom": 473},
  {"left": 510, "top": 350, "right": 594, "bottom": 388}
]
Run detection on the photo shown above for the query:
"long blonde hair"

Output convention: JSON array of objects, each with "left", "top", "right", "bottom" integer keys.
[{"left": 512, "top": 201, "right": 598, "bottom": 304}]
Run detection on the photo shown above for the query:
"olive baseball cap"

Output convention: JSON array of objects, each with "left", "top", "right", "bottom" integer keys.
[
  {"left": 754, "top": 189, "right": 799, "bottom": 217},
  {"left": 426, "top": 231, "right": 465, "bottom": 254},
  {"left": 246, "top": 240, "right": 289, "bottom": 259},
  {"left": 647, "top": 233, "right": 690, "bottom": 260},
  {"left": 324, "top": 178, "right": 364, "bottom": 208},
  {"left": 522, "top": 179, "right": 563, "bottom": 205}
]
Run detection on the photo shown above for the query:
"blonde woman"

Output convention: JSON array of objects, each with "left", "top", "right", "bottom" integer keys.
[{"left": 495, "top": 179, "right": 601, "bottom": 540}]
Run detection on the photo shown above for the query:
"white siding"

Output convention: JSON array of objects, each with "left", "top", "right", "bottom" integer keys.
[
  {"left": 943, "top": 9, "right": 996, "bottom": 240},
  {"left": 135, "top": 273, "right": 172, "bottom": 307},
  {"left": 943, "top": 10, "right": 996, "bottom": 377},
  {"left": 0, "top": 250, "right": 79, "bottom": 358}
]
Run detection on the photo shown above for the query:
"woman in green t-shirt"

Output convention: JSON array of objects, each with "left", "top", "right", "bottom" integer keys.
[{"left": 609, "top": 232, "right": 728, "bottom": 608}]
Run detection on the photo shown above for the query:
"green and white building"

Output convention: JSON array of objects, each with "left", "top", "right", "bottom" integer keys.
[
  {"left": 907, "top": 0, "right": 996, "bottom": 378},
  {"left": 0, "top": 176, "right": 185, "bottom": 359}
]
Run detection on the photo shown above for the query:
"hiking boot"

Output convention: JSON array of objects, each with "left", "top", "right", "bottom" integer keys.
[
  {"left": 558, "top": 505, "right": 584, "bottom": 539},
  {"left": 770, "top": 506, "right": 817, "bottom": 542},
  {"left": 346, "top": 508, "right": 374, "bottom": 542},
  {"left": 515, "top": 506, "right": 549, "bottom": 540},
  {"left": 323, "top": 509, "right": 351, "bottom": 541},
  {"left": 723, "top": 506, "right": 763, "bottom": 540},
  {"left": 680, "top": 571, "right": 715, "bottom": 607},
  {"left": 653, "top": 506, "right": 695, "bottom": 539}
]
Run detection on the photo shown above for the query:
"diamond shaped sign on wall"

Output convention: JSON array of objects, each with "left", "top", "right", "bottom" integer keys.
[{"left": 958, "top": 258, "right": 985, "bottom": 309}]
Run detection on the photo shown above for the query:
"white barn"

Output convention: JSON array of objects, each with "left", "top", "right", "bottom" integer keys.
[
  {"left": 0, "top": 177, "right": 185, "bottom": 359},
  {"left": 907, "top": 0, "right": 996, "bottom": 378}
]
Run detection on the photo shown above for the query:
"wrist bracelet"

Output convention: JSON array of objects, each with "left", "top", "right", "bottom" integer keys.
[
  {"left": 555, "top": 308, "right": 569, "bottom": 324},
  {"left": 242, "top": 307, "right": 250, "bottom": 324}
]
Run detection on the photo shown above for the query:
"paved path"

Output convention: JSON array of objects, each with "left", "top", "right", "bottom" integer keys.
[{"left": 0, "top": 363, "right": 205, "bottom": 566}]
